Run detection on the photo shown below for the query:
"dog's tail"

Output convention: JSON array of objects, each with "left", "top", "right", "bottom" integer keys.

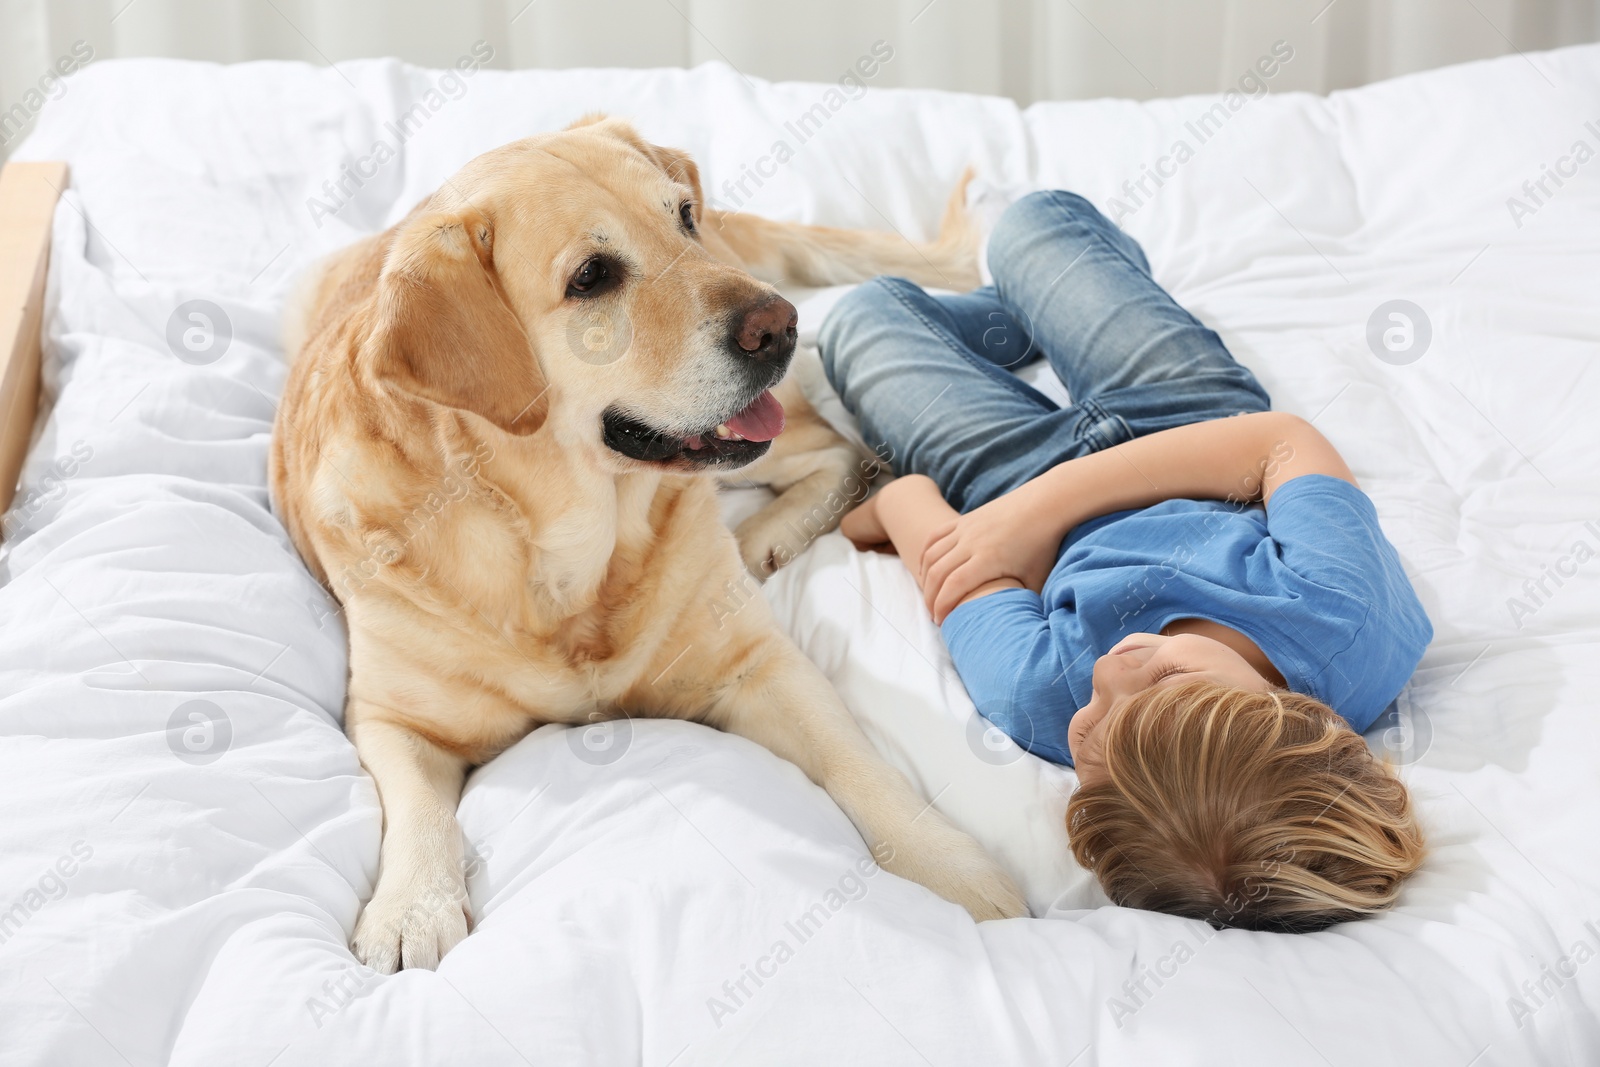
[{"left": 703, "top": 168, "right": 981, "bottom": 292}]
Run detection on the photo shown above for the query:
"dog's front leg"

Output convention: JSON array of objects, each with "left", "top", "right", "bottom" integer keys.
[
  {"left": 720, "top": 377, "right": 877, "bottom": 578},
  {"left": 347, "top": 710, "right": 471, "bottom": 972},
  {"left": 704, "top": 638, "right": 1029, "bottom": 922}
]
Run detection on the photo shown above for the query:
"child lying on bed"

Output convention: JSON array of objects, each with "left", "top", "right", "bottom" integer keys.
[{"left": 820, "top": 190, "right": 1430, "bottom": 933}]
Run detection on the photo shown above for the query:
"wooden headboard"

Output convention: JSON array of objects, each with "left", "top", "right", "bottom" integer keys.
[{"left": 0, "top": 161, "right": 68, "bottom": 516}]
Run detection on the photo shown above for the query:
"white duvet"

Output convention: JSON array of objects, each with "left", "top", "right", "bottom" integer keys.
[{"left": 3, "top": 43, "right": 1599, "bottom": 1066}]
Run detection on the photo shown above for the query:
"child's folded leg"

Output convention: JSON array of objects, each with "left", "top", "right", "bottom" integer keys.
[
  {"left": 985, "top": 190, "right": 1271, "bottom": 438},
  {"left": 821, "top": 277, "right": 1118, "bottom": 512}
]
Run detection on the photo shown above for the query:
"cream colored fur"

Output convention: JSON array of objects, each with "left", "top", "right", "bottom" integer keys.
[{"left": 270, "top": 117, "right": 1024, "bottom": 973}]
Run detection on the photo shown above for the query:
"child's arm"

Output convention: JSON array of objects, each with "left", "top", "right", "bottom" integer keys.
[
  {"left": 841, "top": 475, "right": 1025, "bottom": 609},
  {"left": 843, "top": 478, "right": 1071, "bottom": 756},
  {"left": 918, "top": 411, "right": 1356, "bottom": 621}
]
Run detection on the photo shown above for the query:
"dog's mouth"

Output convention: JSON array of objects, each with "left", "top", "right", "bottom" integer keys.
[{"left": 602, "top": 389, "right": 786, "bottom": 470}]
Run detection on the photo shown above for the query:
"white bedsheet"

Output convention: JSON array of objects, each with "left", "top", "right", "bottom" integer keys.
[{"left": 3, "top": 45, "right": 1599, "bottom": 1066}]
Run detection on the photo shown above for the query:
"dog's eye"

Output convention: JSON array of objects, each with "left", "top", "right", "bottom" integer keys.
[
  {"left": 679, "top": 201, "right": 696, "bottom": 233},
  {"left": 568, "top": 257, "right": 610, "bottom": 296}
]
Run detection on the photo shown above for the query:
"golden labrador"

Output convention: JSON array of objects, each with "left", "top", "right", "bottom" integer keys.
[{"left": 270, "top": 116, "right": 1027, "bottom": 972}]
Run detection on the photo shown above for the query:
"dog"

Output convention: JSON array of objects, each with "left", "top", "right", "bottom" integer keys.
[{"left": 270, "top": 115, "right": 1027, "bottom": 973}]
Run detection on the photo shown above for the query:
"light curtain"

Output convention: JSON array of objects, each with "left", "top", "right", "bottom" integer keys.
[{"left": 3, "top": 0, "right": 1598, "bottom": 157}]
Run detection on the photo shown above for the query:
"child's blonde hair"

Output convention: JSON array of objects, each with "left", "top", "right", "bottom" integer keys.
[{"left": 1066, "top": 679, "right": 1425, "bottom": 933}]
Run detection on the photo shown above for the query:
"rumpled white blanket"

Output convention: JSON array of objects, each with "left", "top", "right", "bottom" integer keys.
[{"left": 4, "top": 43, "right": 1599, "bottom": 1065}]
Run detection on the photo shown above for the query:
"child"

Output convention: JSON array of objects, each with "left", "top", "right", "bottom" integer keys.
[{"left": 820, "top": 190, "right": 1430, "bottom": 932}]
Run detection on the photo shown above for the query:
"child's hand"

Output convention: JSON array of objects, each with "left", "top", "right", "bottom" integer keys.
[{"left": 919, "top": 489, "right": 1059, "bottom": 623}]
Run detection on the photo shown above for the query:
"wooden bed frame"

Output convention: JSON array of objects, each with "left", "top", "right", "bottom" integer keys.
[{"left": 0, "top": 161, "right": 68, "bottom": 518}]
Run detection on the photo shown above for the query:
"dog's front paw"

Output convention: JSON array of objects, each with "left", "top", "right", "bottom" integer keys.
[
  {"left": 351, "top": 871, "right": 471, "bottom": 973},
  {"left": 733, "top": 510, "right": 808, "bottom": 579},
  {"left": 947, "top": 860, "right": 1031, "bottom": 922},
  {"left": 884, "top": 819, "right": 1030, "bottom": 922}
]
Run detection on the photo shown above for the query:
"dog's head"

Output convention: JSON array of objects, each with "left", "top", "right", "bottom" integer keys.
[{"left": 362, "top": 116, "right": 795, "bottom": 473}]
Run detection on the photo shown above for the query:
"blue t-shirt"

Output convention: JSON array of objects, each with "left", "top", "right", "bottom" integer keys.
[{"left": 940, "top": 474, "right": 1432, "bottom": 766}]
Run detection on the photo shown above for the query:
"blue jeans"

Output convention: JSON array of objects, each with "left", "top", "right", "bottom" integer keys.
[{"left": 819, "top": 191, "right": 1271, "bottom": 512}]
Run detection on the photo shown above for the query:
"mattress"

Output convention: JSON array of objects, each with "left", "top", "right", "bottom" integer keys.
[{"left": 3, "top": 43, "right": 1599, "bottom": 1065}]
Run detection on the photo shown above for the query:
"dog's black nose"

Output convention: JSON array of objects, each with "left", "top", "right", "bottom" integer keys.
[{"left": 735, "top": 296, "right": 798, "bottom": 361}]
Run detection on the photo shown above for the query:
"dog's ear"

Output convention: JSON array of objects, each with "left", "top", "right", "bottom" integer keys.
[
  {"left": 569, "top": 116, "right": 705, "bottom": 219},
  {"left": 366, "top": 208, "right": 548, "bottom": 436},
  {"left": 641, "top": 142, "right": 704, "bottom": 220}
]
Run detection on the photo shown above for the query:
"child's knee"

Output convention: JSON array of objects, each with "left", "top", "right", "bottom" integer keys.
[
  {"left": 988, "top": 190, "right": 1147, "bottom": 282},
  {"left": 990, "top": 190, "right": 1093, "bottom": 254},
  {"left": 826, "top": 275, "right": 930, "bottom": 329},
  {"left": 1219, "top": 367, "right": 1273, "bottom": 416},
  {"left": 819, "top": 276, "right": 931, "bottom": 390},
  {"left": 1001, "top": 189, "right": 1100, "bottom": 234}
]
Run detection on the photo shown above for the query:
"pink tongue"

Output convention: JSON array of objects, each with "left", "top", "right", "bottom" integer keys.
[{"left": 724, "top": 389, "right": 785, "bottom": 442}]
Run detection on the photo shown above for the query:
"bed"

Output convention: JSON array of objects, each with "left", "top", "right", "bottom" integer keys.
[{"left": 2, "top": 42, "right": 1598, "bottom": 1066}]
